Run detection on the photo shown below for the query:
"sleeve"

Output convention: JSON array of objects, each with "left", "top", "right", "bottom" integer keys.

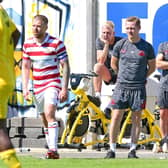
[
  {"left": 147, "top": 43, "right": 156, "bottom": 60},
  {"left": 9, "top": 18, "right": 17, "bottom": 33},
  {"left": 158, "top": 42, "right": 164, "bottom": 54},
  {"left": 96, "top": 38, "right": 104, "bottom": 50},
  {"left": 112, "top": 40, "right": 122, "bottom": 59},
  {"left": 22, "top": 43, "right": 30, "bottom": 60},
  {"left": 56, "top": 40, "right": 68, "bottom": 62}
]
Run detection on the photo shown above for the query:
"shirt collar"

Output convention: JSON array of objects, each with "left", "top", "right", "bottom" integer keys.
[{"left": 33, "top": 33, "right": 49, "bottom": 46}]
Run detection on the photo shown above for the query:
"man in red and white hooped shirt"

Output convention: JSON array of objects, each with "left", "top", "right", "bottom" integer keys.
[{"left": 22, "top": 15, "right": 70, "bottom": 159}]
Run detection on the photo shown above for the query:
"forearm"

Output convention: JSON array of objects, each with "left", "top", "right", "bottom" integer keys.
[
  {"left": 111, "top": 57, "right": 118, "bottom": 73},
  {"left": 156, "top": 53, "right": 168, "bottom": 70},
  {"left": 147, "top": 67, "right": 155, "bottom": 77},
  {"left": 112, "top": 65, "right": 118, "bottom": 74},
  {"left": 97, "top": 43, "right": 109, "bottom": 63},
  {"left": 22, "top": 68, "right": 30, "bottom": 91},
  {"left": 147, "top": 59, "right": 156, "bottom": 77},
  {"left": 156, "top": 60, "right": 168, "bottom": 70},
  {"left": 62, "top": 60, "right": 70, "bottom": 90},
  {"left": 22, "top": 60, "right": 31, "bottom": 91}
]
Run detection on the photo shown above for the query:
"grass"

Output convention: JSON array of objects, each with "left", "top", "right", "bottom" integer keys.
[{"left": 1, "top": 157, "right": 168, "bottom": 168}]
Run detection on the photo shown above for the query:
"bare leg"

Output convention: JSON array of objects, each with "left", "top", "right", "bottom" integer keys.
[
  {"left": 131, "top": 111, "right": 142, "bottom": 144},
  {"left": 160, "top": 109, "right": 168, "bottom": 138},
  {"left": 40, "top": 113, "right": 49, "bottom": 147},
  {"left": 44, "top": 104, "right": 56, "bottom": 123},
  {"left": 41, "top": 113, "right": 48, "bottom": 128},
  {"left": 105, "top": 108, "right": 125, "bottom": 159},
  {"left": 93, "top": 63, "right": 111, "bottom": 93},
  {"left": 44, "top": 104, "right": 59, "bottom": 151},
  {"left": 109, "top": 109, "right": 125, "bottom": 143},
  {"left": 0, "top": 119, "right": 13, "bottom": 151}
]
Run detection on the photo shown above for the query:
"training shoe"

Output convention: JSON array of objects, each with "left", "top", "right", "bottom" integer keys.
[
  {"left": 44, "top": 144, "right": 49, "bottom": 149},
  {"left": 128, "top": 150, "right": 139, "bottom": 159},
  {"left": 162, "top": 143, "right": 168, "bottom": 153},
  {"left": 104, "top": 150, "right": 115, "bottom": 159},
  {"left": 104, "top": 107, "right": 111, "bottom": 120},
  {"left": 45, "top": 150, "right": 60, "bottom": 159},
  {"left": 95, "top": 96, "right": 101, "bottom": 106},
  {"left": 159, "top": 136, "right": 168, "bottom": 153},
  {"left": 152, "top": 143, "right": 162, "bottom": 153}
]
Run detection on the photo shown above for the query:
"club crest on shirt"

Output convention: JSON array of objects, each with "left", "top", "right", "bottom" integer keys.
[
  {"left": 44, "top": 48, "right": 55, "bottom": 54},
  {"left": 164, "top": 50, "right": 168, "bottom": 55},
  {"left": 139, "top": 50, "right": 145, "bottom": 56},
  {"left": 110, "top": 99, "right": 116, "bottom": 105},
  {"left": 120, "top": 49, "right": 126, "bottom": 54}
]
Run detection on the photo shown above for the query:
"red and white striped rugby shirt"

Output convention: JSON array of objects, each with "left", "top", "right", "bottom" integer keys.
[{"left": 22, "top": 34, "right": 68, "bottom": 95}]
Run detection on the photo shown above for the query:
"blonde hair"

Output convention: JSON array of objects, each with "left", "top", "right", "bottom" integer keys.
[{"left": 102, "top": 20, "right": 115, "bottom": 31}]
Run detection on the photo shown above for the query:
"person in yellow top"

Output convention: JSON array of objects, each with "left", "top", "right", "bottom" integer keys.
[{"left": 0, "top": 0, "right": 21, "bottom": 167}]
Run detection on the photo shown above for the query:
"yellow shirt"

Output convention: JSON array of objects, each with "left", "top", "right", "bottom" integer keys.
[
  {"left": 0, "top": 5, "right": 17, "bottom": 89},
  {"left": 0, "top": 5, "right": 17, "bottom": 118}
]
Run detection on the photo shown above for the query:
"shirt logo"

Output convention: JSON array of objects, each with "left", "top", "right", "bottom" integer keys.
[
  {"left": 164, "top": 50, "right": 168, "bottom": 55},
  {"left": 141, "top": 101, "right": 146, "bottom": 109},
  {"left": 120, "top": 49, "right": 126, "bottom": 54},
  {"left": 110, "top": 99, "right": 116, "bottom": 105},
  {"left": 139, "top": 51, "right": 145, "bottom": 56}
]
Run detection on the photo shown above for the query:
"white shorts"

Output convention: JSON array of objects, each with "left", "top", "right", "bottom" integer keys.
[{"left": 34, "top": 87, "right": 60, "bottom": 114}]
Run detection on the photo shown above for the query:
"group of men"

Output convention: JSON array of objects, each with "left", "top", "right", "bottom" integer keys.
[
  {"left": 0, "top": 1, "right": 70, "bottom": 167},
  {"left": 93, "top": 17, "right": 168, "bottom": 158},
  {"left": 0, "top": 0, "right": 168, "bottom": 167}
]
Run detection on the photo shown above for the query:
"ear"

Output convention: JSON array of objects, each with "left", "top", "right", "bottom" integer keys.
[{"left": 45, "top": 25, "right": 48, "bottom": 31}]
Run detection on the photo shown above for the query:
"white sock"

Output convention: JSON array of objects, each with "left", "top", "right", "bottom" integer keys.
[
  {"left": 129, "top": 143, "right": 137, "bottom": 151},
  {"left": 48, "top": 121, "right": 59, "bottom": 151},
  {"left": 110, "top": 143, "right": 116, "bottom": 152},
  {"left": 95, "top": 92, "right": 101, "bottom": 98},
  {"left": 43, "top": 128, "right": 49, "bottom": 146}
]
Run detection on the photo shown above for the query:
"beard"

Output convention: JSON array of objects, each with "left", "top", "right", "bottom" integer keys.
[{"left": 33, "top": 33, "right": 43, "bottom": 39}]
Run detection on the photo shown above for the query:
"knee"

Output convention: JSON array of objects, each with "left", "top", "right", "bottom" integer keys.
[
  {"left": 94, "top": 63, "right": 103, "bottom": 73},
  {"left": 45, "top": 112, "right": 56, "bottom": 122},
  {"left": 160, "top": 111, "right": 168, "bottom": 119},
  {"left": 112, "top": 113, "right": 122, "bottom": 122}
]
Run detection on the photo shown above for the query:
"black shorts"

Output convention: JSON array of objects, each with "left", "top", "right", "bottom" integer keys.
[
  {"left": 110, "top": 86, "right": 146, "bottom": 111},
  {"left": 104, "top": 69, "right": 117, "bottom": 85},
  {"left": 157, "top": 88, "right": 168, "bottom": 108}
]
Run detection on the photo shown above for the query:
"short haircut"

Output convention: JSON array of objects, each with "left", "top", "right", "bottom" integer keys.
[
  {"left": 103, "top": 20, "right": 115, "bottom": 30},
  {"left": 33, "top": 15, "right": 48, "bottom": 25},
  {"left": 126, "top": 16, "right": 141, "bottom": 28}
]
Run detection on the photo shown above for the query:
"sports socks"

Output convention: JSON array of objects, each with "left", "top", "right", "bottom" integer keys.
[
  {"left": 0, "top": 149, "right": 21, "bottom": 168},
  {"left": 48, "top": 121, "right": 59, "bottom": 151},
  {"left": 95, "top": 92, "right": 101, "bottom": 98},
  {"left": 43, "top": 127, "right": 49, "bottom": 146},
  {"left": 129, "top": 143, "right": 137, "bottom": 151},
  {"left": 110, "top": 143, "right": 116, "bottom": 152}
]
